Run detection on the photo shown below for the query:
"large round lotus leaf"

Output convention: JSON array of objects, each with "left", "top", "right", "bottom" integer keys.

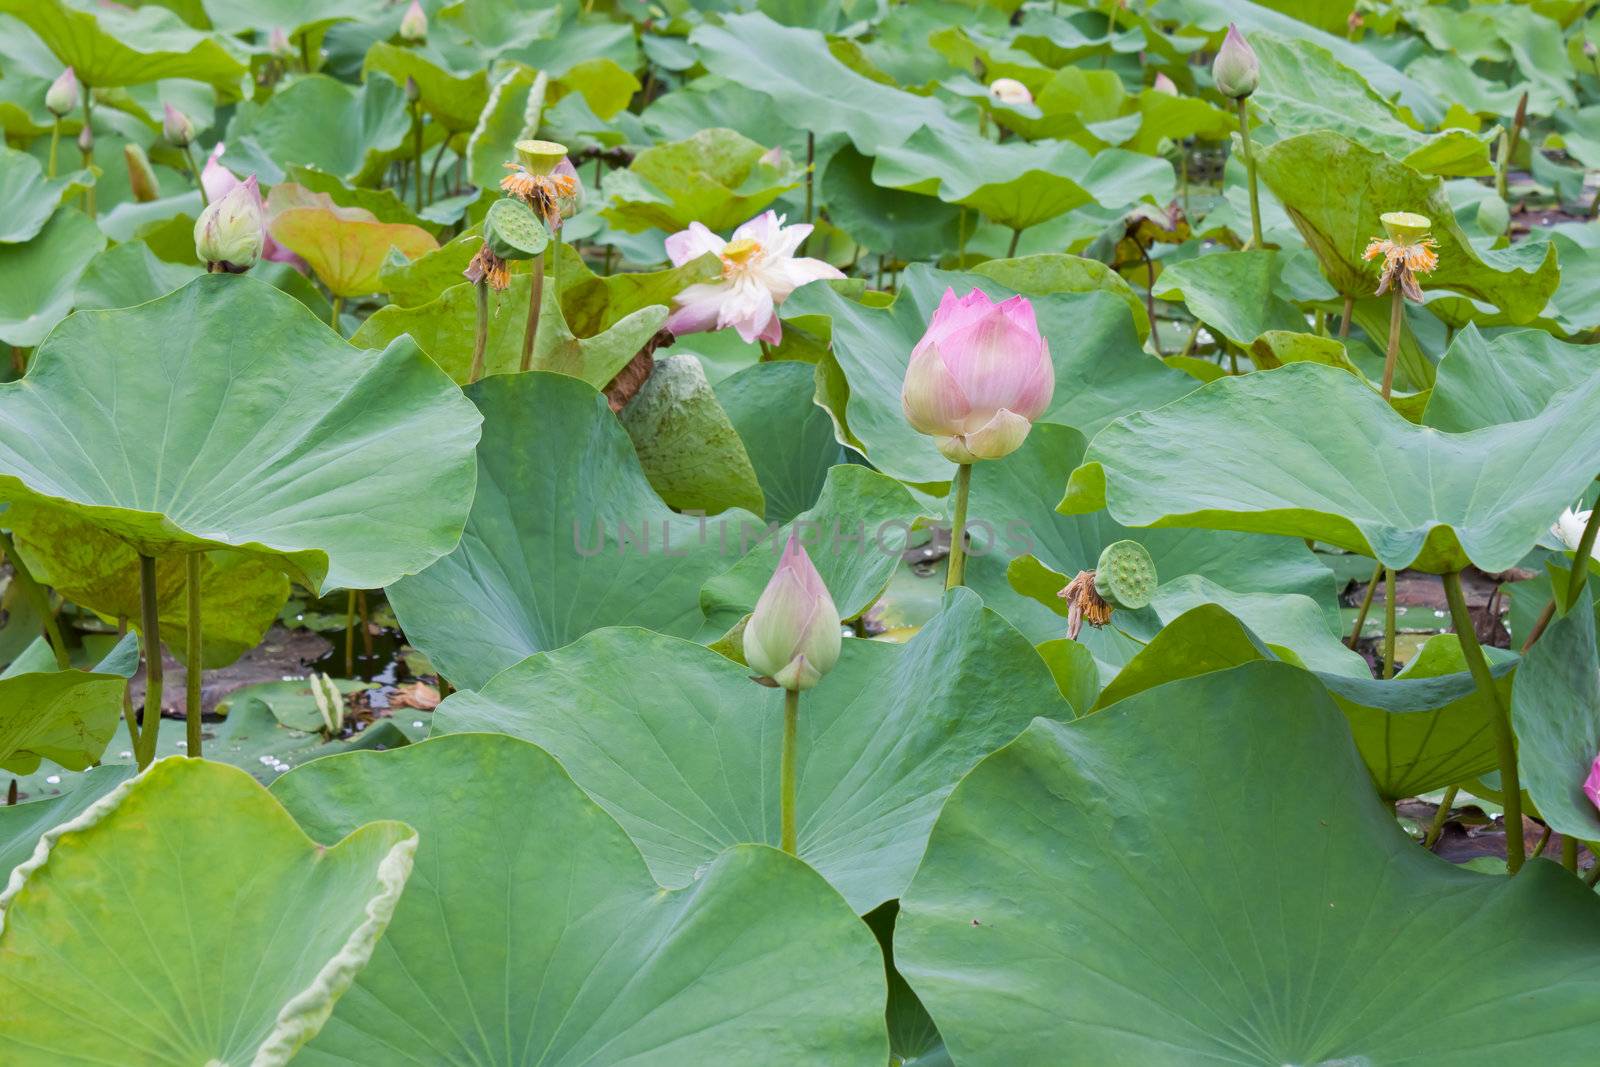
[
  {"left": 389, "top": 372, "right": 756, "bottom": 690},
  {"left": 555, "top": 240, "right": 722, "bottom": 337},
  {"left": 0, "top": 762, "right": 131, "bottom": 883},
  {"left": 1256, "top": 131, "right": 1557, "bottom": 319},
  {"left": 435, "top": 589, "right": 1071, "bottom": 913},
  {"left": 0, "top": 274, "right": 482, "bottom": 593},
  {"left": 0, "top": 145, "right": 87, "bottom": 244},
  {"left": 74, "top": 239, "right": 204, "bottom": 311},
  {"left": 202, "top": 0, "right": 383, "bottom": 39},
  {"left": 1063, "top": 362, "right": 1600, "bottom": 574},
  {"left": 270, "top": 205, "right": 439, "bottom": 299},
  {"left": 821, "top": 143, "right": 962, "bottom": 260},
  {"left": 602, "top": 127, "right": 805, "bottom": 233},
  {"left": 0, "top": 206, "right": 106, "bottom": 348},
  {"left": 896, "top": 662, "right": 1600, "bottom": 1065},
  {"left": 782, "top": 262, "right": 1194, "bottom": 485},
  {"left": 0, "top": 758, "right": 417, "bottom": 1066},
  {"left": 0, "top": 631, "right": 137, "bottom": 775},
  {"left": 466, "top": 63, "right": 547, "bottom": 190},
  {"left": 1513, "top": 587, "right": 1600, "bottom": 843},
  {"left": 272, "top": 733, "right": 891, "bottom": 1065},
  {"left": 363, "top": 42, "right": 490, "bottom": 133},
  {"left": 1151, "top": 250, "right": 1309, "bottom": 346},
  {"left": 1425, "top": 324, "right": 1596, "bottom": 432},
  {"left": 714, "top": 360, "right": 843, "bottom": 524},
  {"left": 0, "top": 0, "right": 247, "bottom": 93},
  {"left": 224, "top": 74, "right": 411, "bottom": 186}
]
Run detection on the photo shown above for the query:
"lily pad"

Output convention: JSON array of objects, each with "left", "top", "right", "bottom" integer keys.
[
  {"left": 0, "top": 757, "right": 416, "bottom": 1066},
  {"left": 436, "top": 588, "right": 1070, "bottom": 912},
  {"left": 0, "top": 0, "right": 247, "bottom": 93},
  {"left": 1513, "top": 587, "right": 1600, "bottom": 843},
  {"left": 1151, "top": 249, "right": 1309, "bottom": 345},
  {"left": 0, "top": 632, "right": 137, "bottom": 775},
  {"left": 273, "top": 733, "right": 892, "bottom": 1066},
  {"left": 602, "top": 127, "right": 804, "bottom": 234},
  {"left": 0, "top": 206, "right": 106, "bottom": 347},
  {"left": 0, "top": 146, "right": 88, "bottom": 244},
  {"left": 0, "top": 275, "right": 481, "bottom": 592},
  {"left": 896, "top": 662, "right": 1600, "bottom": 1065},
  {"left": 224, "top": 74, "right": 411, "bottom": 186},
  {"left": 363, "top": 42, "right": 489, "bottom": 134},
  {"left": 270, "top": 194, "right": 439, "bottom": 299},
  {"left": 387, "top": 372, "right": 755, "bottom": 690},
  {"left": 714, "top": 360, "right": 844, "bottom": 523},
  {"left": 1062, "top": 362, "right": 1600, "bottom": 574}
]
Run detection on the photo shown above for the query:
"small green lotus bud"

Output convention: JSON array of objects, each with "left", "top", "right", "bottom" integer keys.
[
  {"left": 399, "top": 0, "right": 427, "bottom": 42},
  {"left": 1585, "top": 39, "right": 1598, "bottom": 60},
  {"left": 1092, "top": 540, "right": 1156, "bottom": 610},
  {"left": 124, "top": 143, "right": 160, "bottom": 202},
  {"left": 1212, "top": 24, "right": 1259, "bottom": 100},
  {"left": 194, "top": 175, "right": 266, "bottom": 273},
  {"left": 45, "top": 67, "right": 77, "bottom": 118},
  {"left": 76, "top": 125, "right": 93, "bottom": 154},
  {"left": 404, "top": 75, "right": 420, "bottom": 104}
]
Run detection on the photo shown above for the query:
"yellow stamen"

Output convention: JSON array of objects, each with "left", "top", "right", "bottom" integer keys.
[{"left": 721, "top": 238, "right": 761, "bottom": 268}]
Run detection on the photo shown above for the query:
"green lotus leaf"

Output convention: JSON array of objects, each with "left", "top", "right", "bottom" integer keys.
[
  {"left": 699, "top": 462, "right": 920, "bottom": 634},
  {"left": 0, "top": 275, "right": 481, "bottom": 592},
  {"left": 224, "top": 74, "right": 411, "bottom": 185},
  {"left": 0, "top": 632, "right": 136, "bottom": 775},
  {"left": 896, "top": 662, "right": 1600, "bottom": 1065},
  {"left": 0, "top": 146, "right": 89, "bottom": 244},
  {"left": 388, "top": 372, "right": 756, "bottom": 690},
  {"left": 73, "top": 239, "right": 203, "bottom": 310},
  {"left": 436, "top": 588, "right": 1069, "bottom": 912},
  {"left": 0, "top": 758, "right": 416, "bottom": 1066},
  {"left": 618, "top": 353, "right": 764, "bottom": 517},
  {"left": 0, "top": 206, "right": 106, "bottom": 347},
  {"left": 602, "top": 127, "right": 804, "bottom": 234},
  {"left": 556, "top": 240, "right": 721, "bottom": 336},
  {"left": 273, "top": 733, "right": 891, "bottom": 1065},
  {"left": 0, "top": 762, "right": 131, "bottom": 882},
  {"left": 285, "top": 164, "right": 444, "bottom": 234},
  {"left": 820, "top": 142, "right": 962, "bottom": 260},
  {"left": 0, "top": 0, "right": 247, "bottom": 94},
  {"left": 352, "top": 271, "right": 665, "bottom": 387},
  {"left": 1062, "top": 363, "right": 1600, "bottom": 574},
  {"left": 1255, "top": 131, "right": 1558, "bottom": 320},
  {"left": 363, "top": 41, "right": 489, "bottom": 133},
  {"left": 781, "top": 263, "right": 1194, "bottom": 485},
  {"left": 1151, "top": 249, "right": 1309, "bottom": 345},
  {"left": 270, "top": 202, "right": 439, "bottom": 299},
  {"left": 714, "top": 360, "right": 844, "bottom": 524},
  {"left": 1514, "top": 586, "right": 1600, "bottom": 843},
  {"left": 972, "top": 253, "right": 1151, "bottom": 341},
  {"left": 376, "top": 228, "right": 488, "bottom": 307},
  {"left": 201, "top": 0, "right": 383, "bottom": 40},
  {"left": 1425, "top": 324, "right": 1595, "bottom": 433},
  {"left": 226, "top": 677, "right": 373, "bottom": 733},
  {"left": 1252, "top": 34, "right": 1491, "bottom": 177},
  {"left": 15, "top": 513, "right": 287, "bottom": 670},
  {"left": 465, "top": 63, "right": 547, "bottom": 190}
]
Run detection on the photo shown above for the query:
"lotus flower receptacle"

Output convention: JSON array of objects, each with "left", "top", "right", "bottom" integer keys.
[
  {"left": 1380, "top": 211, "right": 1432, "bottom": 246},
  {"left": 1092, "top": 540, "right": 1156, "bottom": 610},
  {"left": 743, "top": 534, "right": 842, "bottom": 692},
  {"left": 514, "top": 139, "right": 569, "bottom": 177},
  {"left": 484, "top": 198, "right": 550, "bottom": 261}
]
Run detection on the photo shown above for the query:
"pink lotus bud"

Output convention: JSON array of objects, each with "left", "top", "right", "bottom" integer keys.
[
  {"left": 759, "top": 145, "right": 783, "bottom": 167},
  {"left": 399, "top": 0, "right": 427, "bottom": 42},
  {"left": 1586, "top": 753, "right": 1600, "bottom": 813},
  {"left": 987, "top": 77, "right": 1032, "bottom": 107},
  {"left": 901, "top": 288, "right": 1054, "bottom": 464},
  {"left": 1212, "top": 24, "right": 1259, "bottom": 99},
  {"left": 268, "top": 27, "right": 293, "bottom": 57},
  {"left": 194, "top": 175, "right": 266, "bottom": 273},
  {"left": 162, "top": 102, "right": 195, "bottom": 147},
  {"left": 744, "top": 534, "right": 842, "bottom": 692},
  {"left": 45, "top": 67, "right": 77, "bottom": 118},
  {"left": 123, "top": 143, "right": 160, "bottom": 202},
  {"left": 1153, "top": 72, "right": 1178, "bottom": 96}
]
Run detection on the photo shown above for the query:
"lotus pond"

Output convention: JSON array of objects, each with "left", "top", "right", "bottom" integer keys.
[{"left": 3, "top": 0, "right": 1600, "bottom": 1063}]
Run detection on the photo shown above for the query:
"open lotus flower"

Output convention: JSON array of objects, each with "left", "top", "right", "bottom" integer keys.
[
  {"left": 988, "top": 77, "right": 1033, "bottom": 107},
  {"left": 1553, "top": 506, "right": 1594, "bottom": 554},
  {"left": 1586, "top": 753, "right": 1600, "bottom": 814},
  {"left": 45, "top": 67, "right": 77, "bottom": 118},
  {"left": 744, "top": 534, "right": 842, "bottom": 692},
  {"left": 901, "top": 288, "right": 1054, "bottom": 464},
  {"left": 665, "top": 210, "right": 843, "bottom": 345},
  {"left": 194, "top": 176, "right": 266, "bottom": 273},
  {"left": 1212, "top": 24, "right": 1259, "bottom": 99},
  {"left": 202, "top": 144, "right": 306, "bottom": 271}
]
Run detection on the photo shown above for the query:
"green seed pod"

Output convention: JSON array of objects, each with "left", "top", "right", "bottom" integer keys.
[
  {"left": 484, "top": 198, "right": 550, "bottom": 262},
  {"left": 1093, "top": 540, "right": 1156, "bottom": 610},
  {"left": 514, "top": 138, "right": 568, "bottom": 176}
]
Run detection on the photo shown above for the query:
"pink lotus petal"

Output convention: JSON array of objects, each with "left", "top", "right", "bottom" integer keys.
[
  {"left": 1585, "top": 754, "right": 1600, "bottom": 813},
  {"left": 902, "top": 343, "right": 972, "bottom": 437},
  {"left": 732, "top": 209, "right": 784, "bottom": 248},
  {"left": 666, "top": 282, "right": 728, "bottom": 336},
  {"left": 759, "top": 254, "right": 843, "bottom": 303},
  {"left": 664, "top": 221, "right": 725, "bottom": 267}
]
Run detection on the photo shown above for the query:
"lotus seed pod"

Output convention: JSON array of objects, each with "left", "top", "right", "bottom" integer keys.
[
  {"left": 1092, "top": 540, "right": 1156, "bottom": 610},
  {"left": 484, "top": 197, "right": 550, "bottom": 261},
  {"left": 1212, "top": 24, "right": 1259, "bottom": 99},
  {"left": 123, "top": 143, "right": 160, "bottom": 203},
  {"left": 399, "top": 0, "right": 427, "bottom": 42},
  {"left": 162, "top": 103, "right": 195, "bottom": 148},
  {"left": 514, "top": 138, "right": 569, "bottom": 177},
  {"left": 1379, "top": 211, "right": 1431, "bottom": 246},
  {"left": 45, "top": 67, "right": 78, "bottom": 118}
]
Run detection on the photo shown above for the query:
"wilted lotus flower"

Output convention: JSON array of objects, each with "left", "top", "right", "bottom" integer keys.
[
  {"left": 1212, "top": 25, "right": 1259, "bottom": 99},
  {"left": 901, "top": 288, "right": 1054, "bottom": 464},
  {"left": 1586, "top": 753, "right": 1600, "bottom": 813},
  {"left": 194, "top": 175, "right": 266, "bottom": 273},
  {"left": 162, "top": 103, "right": 194, "bottom": 147},
  {"left": 1152, "top": 72, "right": 1178, "bottom": 95},
  {"left": 45, "top": 67, "right": 77, "bottom": 118},
  {"left": 744, "top": 534, "right": 842, "bottom": 692},
  {"left": 988, "top": 77, "right": 1032, "bottom": 107},
  {"left": 1362, "top": 211, "right": 1438, "bottom": 302},
  {"left": 123, "top": 144, "right": 160, "bottom": 202},
  {"left": 500, "top": 139, "right": 583, "bottom": 229},
  {"left": 1553, "top": 507, "right": 1594, "bottom": 554},
  {"left": 399, "top": 0, "right": 427, "bottom": 42},
  {"left": 665, "top": 211, "right": 844, "bottom": 345}
]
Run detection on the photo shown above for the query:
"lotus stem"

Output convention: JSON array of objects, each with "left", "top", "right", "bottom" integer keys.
[
  {"left": 781, "top": 687, "right": 800, "bottom": 854},
  {"left": 804, "top": 132, "right": 814, "bottom": 225},
  {"left": 1522, "top": 498, "right": 1600, "bottom": 652},
  {"left": 1381, "top": 288, "right": 1403, "bottom": 400},
  {"left": 299, "top": 31, "right": 314, "bottom": 73},
  {"left": 946, "top": 463, "right": 973, "bottom": 591},
  {"left": 1007, "top": 226, "right": 1022, "bottom": 257},
  {"left": 1532, "top": 823, "right": 1552, "bottom": 858},
  {"left": 1338, "top": 294, "right": 1353, "bottom": 340},
  {"left": 136, "top": 554, "right": 163, "bottom": 768},
  {"left": 519, "top": 252, "right": 547, "bottom": 372},
  {"left": 47, "top": 119, "right": 59, "bottom": 179},
  {"left": 1347, "top": 561, "right": 1381, "bottom": 648},
  {"left": 344, "top": 589, "right": 356, "bottom": 677},
  {"left": 329, "top": 296, "right": 343, "bottom": 336},
  {"left": 358, "top": 589, "right": 372, "bottom": 659},
  {"left": 470, "top": 280, "right": 489, "bottom": 382},
  {"left": 410, "top": 103, "right": 424, "bottom": 212},
  {"left": 1235, "top": 97, "right": 1261, "bottom": 249},
  {"left": 80, "top": 88, "right": 94, "bottom": 218},
  {"left": 1443, "top": 570, "right": 1523, "bottom": 874},
  {"left": 1423, "top": 784, "right": 1457, "bottom": 849},
  {"left": 1382, "top": 567, "right": 1397, "bottom": 678},
  {"left": 184, "top": 144, "right": 208, "bottom": 207},
  {"left": 1563, "top": 835, "right": 1579, "bottom": 872},
  {"left": 0, "top": 530, "right": 69, "bottom": 669},
  {"left": 185, "top": 553, "right": 202, "bottom": 758},
  {"left": 427, "top": 137, "right": 446, "bottom": 205}
]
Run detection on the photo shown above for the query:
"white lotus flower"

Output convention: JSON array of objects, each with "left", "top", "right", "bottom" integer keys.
[
  {"left": 665, "top": 211, "right": 843, "bottom": 345},
  {"left": 988, "top": 77, "right": 1033, "bottom": 106},
  {"left": 1553, "top": 507, "right": 1594, "bottom": 554}
]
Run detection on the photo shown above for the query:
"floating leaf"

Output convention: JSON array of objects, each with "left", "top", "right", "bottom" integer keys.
[{"left": 0, "top": 763, "right": 132, "bottom": 883}]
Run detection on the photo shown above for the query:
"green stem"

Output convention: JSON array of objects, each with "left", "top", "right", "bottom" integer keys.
[
  {"left": 185, "top": 553, "right": 202, "bottom": 758},
  {"left": 0, "top": 530, "right": 69, "bottom": 669},
  {"left": 804, "top": 131, "right": 814, "bottom": 226},
  {"left": 1337, "top": 294, "right": 1353, "bottom": 340},
  {"left": 1382, "top": 567, "right": 1397, "bottom": 678},
  {"left": 470, "top": 280, "right": 489, "bottom": 382},
  {"left": 1443, "top": 570, "right": 1523, "bottom": 874},
  {"left": 80, "top": 87, "right": 95, "bottom": 218},
  {"left": 1532, "top": 823, "right": 1552, "bottom": 858},
  {"left": 1424, "top": 785, "right": 1457, "bottom": 849},
  {"left": 47, "top": 119, "right": 59, "bottom": 180},
  {"left": 1007, "top": 226, "right": 1022, "bottom": 258},
  {"left": 1236, "top": 97, "right": 1261, "bottom": 249},
  {"left": 426, "top": 136, "right": 447, "bottom": 206},
  {"left": 136, "top": 554, "right": 162, "bottom": 769},
  {"left": 299, "top": 30, "right": 315, "bottom": 73},
  {"left": 519, "top": 251, "right": 547, "bottom": 372},
  {"left": 184, "top": 144, "right": 208, "bottom": 207},
  {"left": 1381, "top": 287, "right": 1403, "bottom": 401},
  {"left": 344, "top": 589, "right": 356, "bottom": 677},
  {"left": 1347, "top": 561, "right": 1381, "bottom": 648},
  {"left": 946, "top": 463, "right": 973, "bottom": 591},
  {"left": 780, "top": 687, "right": 800, "bottom": 855},
  {"left": 410, "top": 104, "right": 424, "bottom": 212},
  {"left": 1564, "top": 835, "right": 1579, "bottom": 873},
  {"left": 329, "top": 296, "right": 343, "bottom": 336}
]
